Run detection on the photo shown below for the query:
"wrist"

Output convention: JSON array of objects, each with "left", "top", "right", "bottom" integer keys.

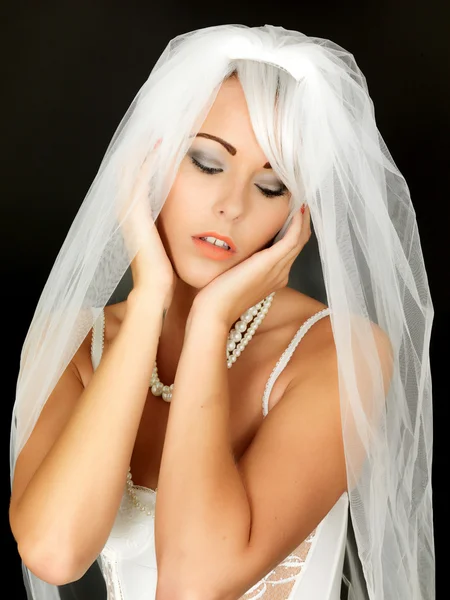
[
  {"left": 128, "top": 287, "right": 164, "bottom": 308},
  {"left": 126, "top": 289, "right": 167, "bottom": 331},
  {"left": 186, "top": 301, "right": 230, "bottom": 339}
]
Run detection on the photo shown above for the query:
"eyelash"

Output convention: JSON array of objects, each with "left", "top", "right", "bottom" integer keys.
[{"left": 190, "top": 156, "right": 288, "bottom": 198}]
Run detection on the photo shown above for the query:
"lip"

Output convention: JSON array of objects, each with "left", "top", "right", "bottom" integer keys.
[
  {"left": 191, "top": 232, "right": 237, "bottom": 262},
  {"left": 192, "top": 231, "right": 237, "bottom": 253}
]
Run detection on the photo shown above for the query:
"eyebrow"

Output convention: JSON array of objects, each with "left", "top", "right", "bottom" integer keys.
[{"left": 195, "top": 133, "right": 271, "bottom": 169}]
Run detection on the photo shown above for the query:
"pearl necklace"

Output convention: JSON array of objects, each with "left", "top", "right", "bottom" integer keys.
[
  {"left": 148, "top": 293, "right": 275, "bottom": 401},
  {"left": 125, "top": 292, "right": 275, "bottom": 515}
]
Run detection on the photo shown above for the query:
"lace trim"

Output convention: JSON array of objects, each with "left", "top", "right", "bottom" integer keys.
[
  {"left": 99, "top": 548, "right": 125, "bottom": 600},
  {"left": 241, "top": 531, "right": 317, "bottom": 600},
  {"left": 90, "top": 308, "right": 105, "bottom": 371}
]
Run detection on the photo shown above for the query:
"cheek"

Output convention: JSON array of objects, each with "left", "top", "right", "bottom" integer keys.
[
  {"left": 159, "top": 178, "right": 194, "bottom": 233},
  {"left": 157, "top": 174, "right": 213, "bottom": 265},
  {"left": 257, "top": 205, "right": 290, "bottom": 246},
  {"left": 163, "top": 168, "right": 207, "bottom": 223}
]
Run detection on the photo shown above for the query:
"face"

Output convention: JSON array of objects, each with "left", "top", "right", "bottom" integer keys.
[{"left": 157, "top": 76, "right": 291, "bottom": 289}]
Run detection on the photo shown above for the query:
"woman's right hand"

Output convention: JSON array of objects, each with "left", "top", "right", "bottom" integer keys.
[
  {"left": 130, "top": 216, "right": 177, "bottom": 310},
  {"left": 119, "top": 147, "right": 177, "bottom": 310}
]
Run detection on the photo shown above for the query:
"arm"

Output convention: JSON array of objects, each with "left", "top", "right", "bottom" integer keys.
[
  {"left": 9, "top": 290, "right": 165, "bottom": 585},
  {"left": 154, "top": 306, "right": 252, "bottom": 593},
  {"left": 155, "top": 313, "right": 392, "bottom": 600}
]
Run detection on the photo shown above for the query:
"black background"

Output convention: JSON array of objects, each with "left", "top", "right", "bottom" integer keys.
[{"left": 2, "top": 2, "right": 447, "bottom": 598}]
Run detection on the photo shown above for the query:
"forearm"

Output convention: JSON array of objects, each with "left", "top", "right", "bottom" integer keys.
[
  {"left": 155, "top": 306, "right": 251, "bottom": 593},
  {"left": 15, "top": 290, "right": 165, "bottom": 574}
]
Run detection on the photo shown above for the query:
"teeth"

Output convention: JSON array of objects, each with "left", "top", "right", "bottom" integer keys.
[{"left": 200, "top": 236, "right": 231, "bottom": 250}]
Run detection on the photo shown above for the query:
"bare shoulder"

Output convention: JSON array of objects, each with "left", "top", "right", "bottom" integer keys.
[
  {"left": 267, "top": 287, "right": 330, "bottom": 336},
  {"left": 263, "top": 287, "right": 334, "bottom": 369},
  {"left": 267, "top": 287, "right": 392, "bottom": 381}
]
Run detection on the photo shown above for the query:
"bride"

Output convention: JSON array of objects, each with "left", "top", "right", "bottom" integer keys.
[{"left": 9, "top": 24, "right": 434, "bottom": 600}]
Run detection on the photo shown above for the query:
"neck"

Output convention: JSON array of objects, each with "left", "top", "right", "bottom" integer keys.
[{"left": 164, "top": 277, "right": 199, "bottom": 337}]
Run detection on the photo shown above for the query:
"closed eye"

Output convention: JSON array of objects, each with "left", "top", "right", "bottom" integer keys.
[
  {"left": 255, "top": 184, "right": 288, "bottom": 198},
  {"left": 191, "top": 156, "right": 288, "bottom": 198},
  {"left": 191, "top": 156, "right": 223, "bottom": 174}
]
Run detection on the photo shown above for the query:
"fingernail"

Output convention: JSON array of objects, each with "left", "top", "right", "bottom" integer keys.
[{"left": 300, "top": 203, "right": 306, "bottom": 214}]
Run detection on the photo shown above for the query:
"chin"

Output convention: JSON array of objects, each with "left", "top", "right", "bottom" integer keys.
[{"left": 171, "top": 254, "right": 233, "bottom": 290}]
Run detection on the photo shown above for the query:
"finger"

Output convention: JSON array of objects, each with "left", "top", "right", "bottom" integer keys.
[
  {"left": 256, "top": 211, "right": 301, "bottom": 273},
  {"left": 272, "top": 208, "right": 304, "bottom": 258},
  {"left": 288, "top": 205, "right": 311, "bottom": 250},
  {"left": 119, "top": 141, "right": 162, "bottom": 244},
  {"left": 118, "top": 137, "right": 161, "bottom": 216},
  {"left": 274, "top": 206, "right": 311, "bottom": 270}
]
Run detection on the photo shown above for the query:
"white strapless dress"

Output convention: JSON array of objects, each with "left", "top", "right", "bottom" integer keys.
[{"left": 98, "top": 486, "right": 348, "bottom": 600}]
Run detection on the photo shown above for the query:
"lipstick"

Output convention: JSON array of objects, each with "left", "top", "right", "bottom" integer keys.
[{"left": 192, "top": 231, "right": 237, "bottom": 261}]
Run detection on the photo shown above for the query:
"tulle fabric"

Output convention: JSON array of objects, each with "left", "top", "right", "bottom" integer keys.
[{"left": 10, "top": 24, "right": 434, "bottom": 600}]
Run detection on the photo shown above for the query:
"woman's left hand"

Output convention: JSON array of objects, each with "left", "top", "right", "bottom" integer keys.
[{"left": 192, "top": 205, "right": 311, "bottom": 328}]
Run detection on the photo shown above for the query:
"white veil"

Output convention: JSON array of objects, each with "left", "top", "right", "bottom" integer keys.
[{"left": 10, "top": 24, "right": 434, "bottom": 600}]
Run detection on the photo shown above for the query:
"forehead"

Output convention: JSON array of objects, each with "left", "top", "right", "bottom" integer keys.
[{"left": 198, "top": 77, "right": 267, "bottom": 161}]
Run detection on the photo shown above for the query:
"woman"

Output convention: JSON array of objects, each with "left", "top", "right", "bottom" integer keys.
[{"left": 8, "top": 24, "right": 434, "bottom": 600}]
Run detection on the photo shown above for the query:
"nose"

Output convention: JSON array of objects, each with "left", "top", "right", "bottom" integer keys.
[{"left": 212, "top": 181, "right": 248, "bottom": 221}]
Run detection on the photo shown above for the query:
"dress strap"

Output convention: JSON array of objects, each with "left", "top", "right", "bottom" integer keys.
[
  {"left": 90, "top": 308, "right": 105, "bottom": 371},
  {"left": 262, "top": 307, "right": 331, "bottom": 418}
]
